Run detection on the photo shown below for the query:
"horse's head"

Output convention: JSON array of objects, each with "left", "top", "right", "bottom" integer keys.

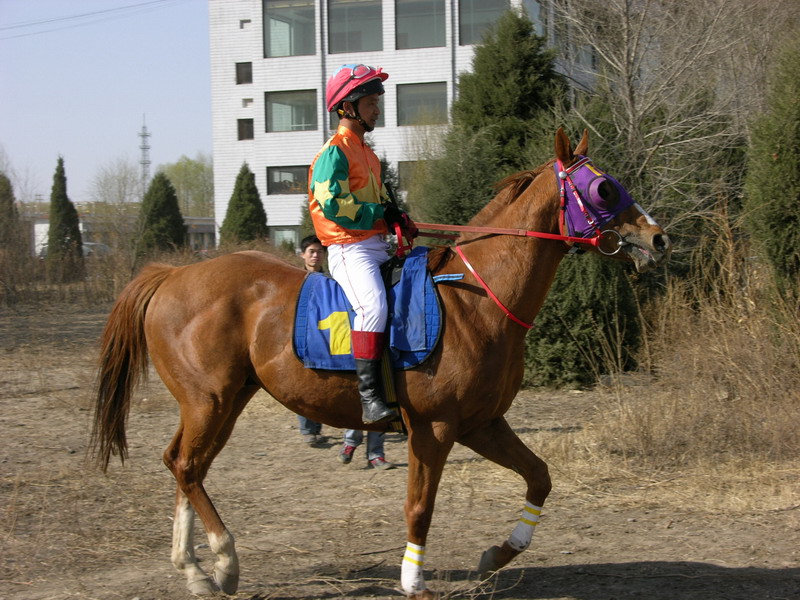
[{"left": 554, "top": 128, "right": 671, "bottom": 272}]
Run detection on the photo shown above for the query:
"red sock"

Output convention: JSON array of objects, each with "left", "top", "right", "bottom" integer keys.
[{"left": 351, "top": 331, "right": 384, "bottom": 360}]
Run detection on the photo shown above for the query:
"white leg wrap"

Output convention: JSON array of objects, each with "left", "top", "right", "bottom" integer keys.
[
  {"left": 507, "top": 501, "right": 542, "bottom": 552},
  {"left": 401, "top": 542, "right": 427, "bottom": 595},
  {"left": 209, "top": 530, "right": 238, "bottom": 576},
  {"left": 172, "top": 496, "right": 197, "bottom": 569},
  {"left": 171, "top": 496, "right": 210, "bottom": 589}
]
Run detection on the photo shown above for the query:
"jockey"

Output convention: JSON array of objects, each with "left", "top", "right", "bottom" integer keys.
[{"left": 308, "top": 64, "right": 417, "bottom": 424}]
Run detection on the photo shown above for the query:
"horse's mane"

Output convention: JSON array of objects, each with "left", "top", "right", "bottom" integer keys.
[
  {"left": 426, "top": 160, "right": 554, "bottom": 274},
  {"left": 470, "top": 161, "right": 553, "bottom": 228}
]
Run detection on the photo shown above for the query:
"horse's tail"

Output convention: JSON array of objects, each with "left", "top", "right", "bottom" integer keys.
[{"left": 91, "top": 263, "right": 174, "bottom": 471}]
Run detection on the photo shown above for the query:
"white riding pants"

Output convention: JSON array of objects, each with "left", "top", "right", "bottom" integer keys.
[{"left": 327, "top": 235, "right": 390, "bottom": 333}]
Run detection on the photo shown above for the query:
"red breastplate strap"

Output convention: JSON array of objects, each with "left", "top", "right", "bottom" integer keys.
[{"left": 454, "top": 245, "right": 533, "bottom": 330}]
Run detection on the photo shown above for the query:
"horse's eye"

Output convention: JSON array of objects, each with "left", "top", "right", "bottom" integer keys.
[{"left": 592, "top": 179, "right": 619, "bottom": 210}]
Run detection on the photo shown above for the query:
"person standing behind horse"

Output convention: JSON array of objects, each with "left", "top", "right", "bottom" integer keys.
[
  {"left": 308, "top": 64, "right": 417, "bottom": 425},
  {"left": 296, "top": 235, "right": 328, "bottom": 446}
]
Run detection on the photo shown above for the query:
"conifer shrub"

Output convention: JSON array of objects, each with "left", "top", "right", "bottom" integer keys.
[
  {"left": 523, "top": 253, "right": 641, "bottom": 388},
  {"left": 46, "top": 157, "right": 84, "bottom": 283},
  {"left": 137, "top": 172, "right": 187, "bottom": 255},
  {"left": 743, "top": 40, "right": 800, "bottom": 299},
  {"left": 219, "top": 163, "right": 268, "bottom": 245}
]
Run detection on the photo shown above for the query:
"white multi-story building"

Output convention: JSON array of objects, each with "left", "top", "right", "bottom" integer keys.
[{"left": 209, "top": 0, "right": 586, "bottom": 248}]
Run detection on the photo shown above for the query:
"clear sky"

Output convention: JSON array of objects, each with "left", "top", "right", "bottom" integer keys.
[{"left": 0, "top": 0, "right": 211, "bottom": 204}]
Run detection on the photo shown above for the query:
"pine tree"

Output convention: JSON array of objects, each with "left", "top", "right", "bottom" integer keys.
[
  {"left": 46, "top": 157, "right": 84, "bottom": 282},
  {"left": 299, "top": 203, "right": 315, "bottom": 241},
  {"left": 417, "top": 125, "right": 504, "bottom": 224},
  {"left": 451, "top": 9, "right": 566, "bottom": 171},
  {"left": 412, "top": 9, "right": 565, "bottom": 224},
  {"left": 0, "top": 171, "right": 25, "bottom": 303},
  {"left": 0, "top": 171, "right": 20, "bottom": 249},
  {"left": 523, "top": 254, "right": 641, "bottom": 388},
  {"left": 219, "top": 163, "right": 268, "bottom": 245},
  {"left": 137, "top": 172, "right": 187, "bottom": 253},
  {"left": 744, "top": 40, "right": 800, "bottom": 296}
]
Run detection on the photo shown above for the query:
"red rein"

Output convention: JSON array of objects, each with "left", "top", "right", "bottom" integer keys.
[
  {"left": 394, "top": 221, "right": 598, "bottom": 330},
  {"left": 394, "top": 221, "right": 620, "bottom": 329}
]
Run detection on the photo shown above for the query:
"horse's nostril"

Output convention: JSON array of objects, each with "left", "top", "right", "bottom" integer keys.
[{"left": 653, "top": 234, "right": 670, "bottom": 253}]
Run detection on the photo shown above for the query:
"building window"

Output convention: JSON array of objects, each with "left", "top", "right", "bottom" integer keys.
[
  {"left": 265, "top": 90, "right": 317, "bottom": 132},
  {"left": 328, "top": 0, "right": 382, "bottom": 53},
  {"left": 263, "top": 0, "right": 315, "bottom": 58},
  {"left": 459, "top": 0, "right": 508, "bottom": 45},
  {"left": 270, "top": 227, "right": 299, "bottom": 250},
  {"left": 397, "top": 82, "right": 447, "bottom": 125},
  {"left": 236, "top": 62, "right": 252, "bottom": 84},
  {"left": 238, "top": 118, "right": 254, "bottom": 140},
  {"left": 396, "top": 0, "right": 445, "bottom": 49},
  {"left": 328, "top": 95, "right": 385, "bottom": 131},
  {"left": 267, "top": 165, "right": 309, "bottom": 194}
]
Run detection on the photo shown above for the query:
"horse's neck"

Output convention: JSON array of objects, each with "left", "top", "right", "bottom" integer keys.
[{"left": 457, "top": 174, "right": 566, "bottom": 329}]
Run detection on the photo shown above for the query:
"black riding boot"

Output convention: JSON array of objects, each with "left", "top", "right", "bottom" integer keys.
[{"left": 355, "top": 358, "right": 397, "bottom": 424}]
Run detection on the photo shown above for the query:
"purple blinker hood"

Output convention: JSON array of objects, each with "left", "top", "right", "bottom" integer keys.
[{"left": 555, "top": 157, "right": 635, "bottom": 239}]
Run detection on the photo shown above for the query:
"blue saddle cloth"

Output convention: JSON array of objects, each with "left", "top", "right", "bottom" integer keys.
[{"left": 293, "top": 246, "right": 442, "bottom": 370}]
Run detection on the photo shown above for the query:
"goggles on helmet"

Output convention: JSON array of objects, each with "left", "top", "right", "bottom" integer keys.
[{"left": 326, "top": 64, "right": 388, "bottom": 112}]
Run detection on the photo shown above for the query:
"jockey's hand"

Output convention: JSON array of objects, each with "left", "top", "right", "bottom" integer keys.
[
  {"left": 383, "top": 204, "right": 419, "bottom": 239},
  {"left": 400, "top": 213, "right": 419, "bottom": 239}
]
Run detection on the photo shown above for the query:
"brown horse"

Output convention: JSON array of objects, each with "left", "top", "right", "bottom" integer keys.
[{"left": 92, "top": 129, "right": 670, "bottom": 598}]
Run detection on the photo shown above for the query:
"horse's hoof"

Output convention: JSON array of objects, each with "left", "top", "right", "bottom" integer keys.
[
  {"left": 213, "top": 567, "right": 239, "bottom": 595},
  {"left": 186, "top": 575, "right": 218, "bottom": 595},
  {"left": 477, "top": 543, "right": 518, "bottom": 576}
]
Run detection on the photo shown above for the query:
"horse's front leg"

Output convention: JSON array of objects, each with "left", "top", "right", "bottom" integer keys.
[
  {"left": 402, "top": 420, "right": 456, "bottom": 599},
  {"left": 458, "top": 416, "right": 551, "bottom": 575}
]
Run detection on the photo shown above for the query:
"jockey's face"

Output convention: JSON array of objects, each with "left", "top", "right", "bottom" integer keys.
[{"left": 354, "top": 93, "right": 381, "bottom": 131}]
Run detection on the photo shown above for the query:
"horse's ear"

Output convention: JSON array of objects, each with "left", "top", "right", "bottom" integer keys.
[
  {"left": 554, "top": 128, "right": 572, "bottom": 164},
  {"left": 574, "top": 129, "right": 589, "bottom": 156}
]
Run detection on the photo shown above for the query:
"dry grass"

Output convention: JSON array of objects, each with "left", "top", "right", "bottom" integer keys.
[
  {"left": 0, "top": 240, "right": 299, "bottom": 306},
  {"left": 600, "top": 217, "right": 799, "bottom": 466},
  {"left": 532, "top": 214, "right": 800, "bottom": 515}
]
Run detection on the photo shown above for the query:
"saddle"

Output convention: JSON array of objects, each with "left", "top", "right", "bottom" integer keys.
[{"left": 293, "top": 246, "right": 445, "bottom": 371}]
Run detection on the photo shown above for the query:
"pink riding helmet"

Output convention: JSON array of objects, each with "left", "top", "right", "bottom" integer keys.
[{"left": 326, "top": 64, "right": 388, "bottom": 113}]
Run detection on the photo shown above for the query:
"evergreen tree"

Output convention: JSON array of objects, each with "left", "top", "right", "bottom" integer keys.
[
  {"left": 137, "top": 172, "right": 186, "bottom": 253},
  {"left": 412, "top": 9, "right": 564, "bottom": 224},
  {"left": 219, "top": 163, "right": 268, "bottom": 245},
  {"left": 417, "top": 125, "right": 504, "bottom": 224},
  {"left": 299, "top": 203, "right": 315, "bottom": 241},
  {"left": 744, "top": 40, "right": 800, "bottom": 296},
  {"left": 0, "top": 171, "right": 25, "bottom": 304},
  {"left": 46, "top": 157, "right": 84, "bottom": 282},
  {"left": 379, "top": 153, "right": 405, "bottom": 209},
  {"left": 0, "top": 171, "right": 20, "bottom": 249},
  {"left": 451, "top": 9, "right": 566, "bottom": 171},
  {"left": 523, "top": 254, "right": 641, "bottom": 388}
]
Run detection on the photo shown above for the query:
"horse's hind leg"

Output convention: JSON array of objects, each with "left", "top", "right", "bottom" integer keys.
[
  {"left": 164, "top": 386, "right": 257, "bottom": 595},
  {"left": 458, "top": 416, "right": 551, "bottom": 575}
]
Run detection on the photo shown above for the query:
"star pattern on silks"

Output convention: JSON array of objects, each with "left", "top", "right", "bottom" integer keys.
[{"left": 315, "top": 177, "right": 362, "bottom": 221}]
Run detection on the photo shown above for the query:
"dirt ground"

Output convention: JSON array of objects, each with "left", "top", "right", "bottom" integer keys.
[{"left": 1, "top": 304, "right": 798, "bottom": 600}]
